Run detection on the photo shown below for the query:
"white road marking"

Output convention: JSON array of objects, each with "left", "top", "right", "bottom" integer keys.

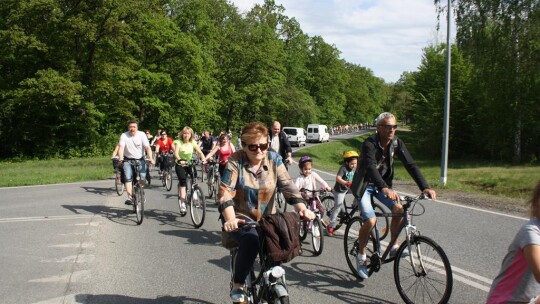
[
  {"left": 49, "top": 242, "right": 94, "bottom": 248},
  {"left": 0, "top": 215, "right": 93, "bottom": 223},
  {"left": 28, "top": 270, "right": 89, "bottom": 283}
]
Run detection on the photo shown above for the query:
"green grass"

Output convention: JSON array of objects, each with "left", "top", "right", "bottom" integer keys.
[
  {"left": 0, "top": 157, "right": 113, "bottom": 187},
  {"left": 296, "top": 132, "right": 540, "bottom": 201}
]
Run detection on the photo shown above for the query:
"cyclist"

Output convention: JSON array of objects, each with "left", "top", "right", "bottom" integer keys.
[
  {"left": 219, "top": 122, "right": 315, "bottom": 303},
  {"left": 117, "top": 120, "right": 155, "bottom": 205},
  {"left": 155, "top": 130, "right": 173, "bottom": 175},
  {"left": 327, "top": 150, "right": 359, "bottom": 236},
  {"left": 173, "top": 126, "right": 206, "bottom": 215},
  {"left": 269, "top": 121, "right": 293, "bottom": 169},
  {"left": 203, "top": 133, "right": 236, "bottom": 177},
  {"left": 294, "top": 155, "right": 332, "bottom": 201},
  {"left": 350, "top": 112, "right": 436, "bottom": 279}
]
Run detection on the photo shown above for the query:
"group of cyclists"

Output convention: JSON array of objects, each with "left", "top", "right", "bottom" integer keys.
[{"left": 112, "top": 113, "right": 441, "bottom": 303}]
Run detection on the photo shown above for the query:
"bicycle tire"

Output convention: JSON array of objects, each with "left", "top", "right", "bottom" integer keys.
[
  {"left": 299, "top": 220, "right": 308, "bottom": 241},
  {"left": 344, "top": 216, "right": 376, "bottom": 279},
  {"left": 311, "top": 217, "right": 324, "bottom": 256},
  {"left": 189, "top": 185, "right": 206, "bottom": 228},
  {"left": 165, "top": 169, "right": 173, "bottom": 191},
  {"left": 277, "top": 296, "right": 290, "bottom": 304},
  {"left": 320, "top": 196, "right": 335, "bottom": 228},
  {"left": 393, "top": 235, "right": 453, "bottom": 304},
  {"left": 115, "top": 171, "right": 124, "bottom": 196},
  {"left": 213, "top": 173, "right": 220, "bottom": 200},
  {"left": 134, "top": 186, "right": 144, "bottom": 225},
  {"left": 275, "top": 191, "right": 287, "bottom": 212},
  {"left": 373, "top": 202, "right": 390, "bottom": 241},
  {"left": 207, "top": 173, "right": 215, "bottom": 198}
]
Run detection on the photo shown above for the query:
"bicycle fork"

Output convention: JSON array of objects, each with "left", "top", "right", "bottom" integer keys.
[
  {"left": 263, "top": 266, "right": 288, "bottom": 299},
  {"left": 403, "top": 224, "right": 427, "bottom": 276}
]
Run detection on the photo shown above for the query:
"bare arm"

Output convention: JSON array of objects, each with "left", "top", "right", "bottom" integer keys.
[
  {"left": 524, "top": 244, "right": 540, "bottom": 283},
  {"left": 204, "top": 145, "right": 219, "bottom": 161}
]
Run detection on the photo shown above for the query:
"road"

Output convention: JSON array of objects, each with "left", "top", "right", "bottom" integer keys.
[{"left": 0, "top": 131, "right": 526, "bottom": 303}]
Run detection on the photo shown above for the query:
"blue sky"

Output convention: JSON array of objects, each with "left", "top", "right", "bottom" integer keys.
[{"left": 229, "top": 0, "right": 453, "bottom": 83}]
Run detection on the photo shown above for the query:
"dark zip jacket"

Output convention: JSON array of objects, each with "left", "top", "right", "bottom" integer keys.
[{"left": 351, "top": 134, "right": 430, "bottom": 198}]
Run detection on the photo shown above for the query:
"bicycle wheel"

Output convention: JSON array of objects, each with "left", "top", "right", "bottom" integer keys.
[
  {"left": 373, "top": 202, "right": 390, "bottom": 241},
  {"left": 344, "top": 217, "right": 376, "bottom": 279},
  {"left": 165, "top": 169, "right": 173, "bottom": 191},
  {"left": 311, "top": 217, "right": 324, "bottom": 256},
  {"left": 320, "top": 196, "right": 335, "bottom": 228},
  {"left": 207, "top": 173, "right": 215, "bottom": 198},
  {"left": 299, "top": 220, "right": 308, "bottom": 241},
  {"left": 275, "top": 191, "right": 287, "bottom": 212},
  {"left": 133, "top": 186, "right": 144, "bottom": 225},
  {"left": 394, "top": 235, "right": 453, "bottom": 304},
  {"left": 115, "top": 170, "right": 124, "bottom": 196},
  {"left": 189, "top": 185, "right": 206, "bottom": 228},
  {"left": 213, "top": 174, "right": 220, "bottom": 200}
]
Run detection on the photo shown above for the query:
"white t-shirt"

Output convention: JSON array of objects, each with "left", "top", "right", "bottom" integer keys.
[
  {"left": 119, "top": 131, "right": 150, "bottom": 159},
  {"left": 270, "top": 134, "right": 280, "bottom": 154}
]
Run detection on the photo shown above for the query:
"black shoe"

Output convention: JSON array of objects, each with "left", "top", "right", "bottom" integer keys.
[{"left": 125, "top": 198, "right": 133, "bottom": 205}]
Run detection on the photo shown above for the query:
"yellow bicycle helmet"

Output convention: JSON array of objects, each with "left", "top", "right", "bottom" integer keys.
[{"left": 343, "top": 150, "right": 360, "bottom": 160}]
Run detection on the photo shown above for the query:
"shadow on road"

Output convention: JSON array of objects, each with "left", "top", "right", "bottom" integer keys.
[
  {"left": 75, "top": 294, "right": 212, "bottom": 304},
  {"left": 159, "top": 228, "right": 221, "bottom": 247}
]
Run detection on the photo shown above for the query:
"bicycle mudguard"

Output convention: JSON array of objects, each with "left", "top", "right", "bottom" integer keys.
[{"left": 273, "top": 283, "right": 288, "bottom": 298}]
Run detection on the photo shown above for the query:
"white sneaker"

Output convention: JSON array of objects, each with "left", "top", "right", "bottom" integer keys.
[
  {"left": 180, "top": 201, "right": 187, "bottom": 213},
  {"left": 356, "top": 255, "right": 369, "bottom": 279}
]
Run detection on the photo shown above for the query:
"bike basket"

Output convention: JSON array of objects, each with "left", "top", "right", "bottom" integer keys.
[{"left": 165, "top": 155, "right": 175, "bottom": 167}]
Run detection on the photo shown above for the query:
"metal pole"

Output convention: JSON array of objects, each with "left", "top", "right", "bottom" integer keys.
[{"left": 441, "top": 0, "right": 451, "bottom": 186}]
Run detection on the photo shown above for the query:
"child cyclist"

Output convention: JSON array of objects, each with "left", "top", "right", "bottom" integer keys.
[
  {"left": 327, "top": 151, "right": 359, "bottom": 236},
  {"left": 295, "top": 156, "right": 332, "bottom": 201}
]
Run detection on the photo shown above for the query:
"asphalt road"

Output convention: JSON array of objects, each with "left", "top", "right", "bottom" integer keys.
[{"left": 0, "top": 132, "right": 528, "bottom": 303}]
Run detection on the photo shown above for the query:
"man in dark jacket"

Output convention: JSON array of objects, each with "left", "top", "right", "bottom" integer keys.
[
  {"left": 351, "top": 112, "right": 437, "bottom": 279},
  {"left": 269, "top": 121, "right": 293, "bottom": 168}
]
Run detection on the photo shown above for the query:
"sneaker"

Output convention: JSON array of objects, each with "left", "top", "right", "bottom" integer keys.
[
  {"left": 327, "top": 226, "right": 334, "bottom": 236},
  {"left": 356, "top": 256, "right": 369, "bottom": 279},
  {"left": 389, "top": 245, "right": 409, "bottom": 258},
  {"left": 124, "top": 198, "right": 133, "bottom": 205},
  {"left": 230, "top": 288, "right": 246, "bottom": 303},
  {"left": 179, "top": 201, "right": 187, "bottom": 214}
]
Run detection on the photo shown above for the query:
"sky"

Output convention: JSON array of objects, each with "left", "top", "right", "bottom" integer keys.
[{"left": 229, "top": 0, "right": 453, "bottom": 83}]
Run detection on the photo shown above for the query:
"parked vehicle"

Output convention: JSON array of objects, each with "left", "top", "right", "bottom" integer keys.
[
  {"left": 306, "top": 124, "right": 330, "bottom": 143},
  {"left": 282, "top": 127, "right": 306, "bottom": 147}
]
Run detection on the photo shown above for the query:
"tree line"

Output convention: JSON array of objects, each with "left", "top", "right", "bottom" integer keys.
[{"left": 0, "top": 0, "right": 538, "bottom": 163}]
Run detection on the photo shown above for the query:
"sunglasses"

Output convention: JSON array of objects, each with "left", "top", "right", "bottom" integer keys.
[
  {"left": 380, "top": 124, "right": 398, "bottom": 130},
  {"left": 245, "top": 143, "right": 269, "bottom": 152}
]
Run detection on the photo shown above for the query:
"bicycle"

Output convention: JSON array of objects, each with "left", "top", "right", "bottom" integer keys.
[
  {"left": 343, "top": 193, "right": 453, "bottom": 304},
  {"left": 160, "top": 152, "right": 174, "bottom": 191},
  {"left": 112, "top": 158, "right": 124, "bottom": 196},
  {"left": 274, "top": 188, "right": 287, "bottom": 212},
  {"left": 229, "top": 221, "right": 290, "bottom": 304},
  {"left": 124, "top": 159, "right": 146, "bottom": 225},
  {"left": 322, "top": 191, "right": 389, "bottom": 240},
  {"left": 298, "top": 189, "right": 326, "bottom": 256},
  {"left": 176, "top": 159, "right": 206, "bottom": 228},
  {"left": 206, "top": 159, "right": 220, "bottom": 199}
]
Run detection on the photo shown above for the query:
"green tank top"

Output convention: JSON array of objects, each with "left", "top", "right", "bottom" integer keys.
[{"left": 173, "top": 139, "right": 197, "bottom": 161}]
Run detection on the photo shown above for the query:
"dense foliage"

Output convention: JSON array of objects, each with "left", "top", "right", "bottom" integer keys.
[
  {"left": 389, "top": 0, "right": 539, "bottom": 163},
  {"left": 0, "top": 0, "right": 387, "bottom": 158},
  {"left": 1, "top": 0, "right": 537, "bottom": 163}
]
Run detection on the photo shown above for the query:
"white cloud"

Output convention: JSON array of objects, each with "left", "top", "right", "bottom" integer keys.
[{"left": 229, "top": 0, "right": 451, "bottom": 82}]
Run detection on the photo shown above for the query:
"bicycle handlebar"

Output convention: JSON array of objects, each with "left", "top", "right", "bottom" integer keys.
[{"left": 300, "top": 188, "right": 329, "bottom": 196}]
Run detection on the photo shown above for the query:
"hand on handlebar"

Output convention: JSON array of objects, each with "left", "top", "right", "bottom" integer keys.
[
  {"left": 223, "top": 218, "right": 245, "bottom": 232},
  {"left": 382, "top": 187, "right": 399, "bottom": 201},
  {"left": 345, "top": 182, "right": 351, "bottom": 188},
  {"left": 422, "top": 188, "right": 437, "bottom": 200},
  {"left": 299, "top": 208, "right": 316, "bottom": 221}
]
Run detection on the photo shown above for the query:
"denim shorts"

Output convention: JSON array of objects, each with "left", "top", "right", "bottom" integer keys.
[
  {"left": 357, "top": 184, "right": 396, "bottom": 221},
  {"left": 123, "top": 160, "right": 147, "bottom": 182}
]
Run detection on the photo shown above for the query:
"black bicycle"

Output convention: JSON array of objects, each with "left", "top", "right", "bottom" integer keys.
[
  {"left": 343, "top": 193, "right": 453, "bottom": 304},
  {"left": 229, "top": 221, "right": 290, "bottom": 304},
  {"left": 160, "top": 152, "right": 174, "bottom": 191},
  {"left": 176, "top": 159, "right": 206, "bottom": 228},
  {"left": 322, "top": 191, "right": 389, "bottom": 240},
  {"left": 112, "top": 158, "right": 124, "bottom": 196},
  {"left": 206, "top": 159, "right": 220, "bottom": 199},
  {"left": 125, "top": 159, "right": 146, "bottom": 225}
]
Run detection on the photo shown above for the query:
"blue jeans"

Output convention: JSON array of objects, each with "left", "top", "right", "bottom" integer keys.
[
  {"left": 123, "top": 160, "right": 147, "bottom": 182},
  {"left": 358, "top": 184, "right": 396, "bottom": 221}
]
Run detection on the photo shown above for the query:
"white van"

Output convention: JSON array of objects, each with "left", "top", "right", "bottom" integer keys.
[
  {"left": 282, "top": 127, "right": 306, "bottom": 147},
  {"left": 307, "top": 124, "right": 330, "bottom": 143}
]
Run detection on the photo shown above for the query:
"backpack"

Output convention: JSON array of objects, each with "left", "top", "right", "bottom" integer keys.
[{"left": 259, "top": 211, "right": 301, "bottom": 263}]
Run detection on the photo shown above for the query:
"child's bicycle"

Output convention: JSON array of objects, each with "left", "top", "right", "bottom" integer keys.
[
  {"left": 321, "top": 190, "right": 389, "bottom": 240},
  {"left": 298, "top": 188, "right": 326, "bottom": 256},
  {"left": 229, "top": 221, "right": 290, "bottom": 304},
  {"left": 343, "top": 193, "right": 453, "bottom": 304}
]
